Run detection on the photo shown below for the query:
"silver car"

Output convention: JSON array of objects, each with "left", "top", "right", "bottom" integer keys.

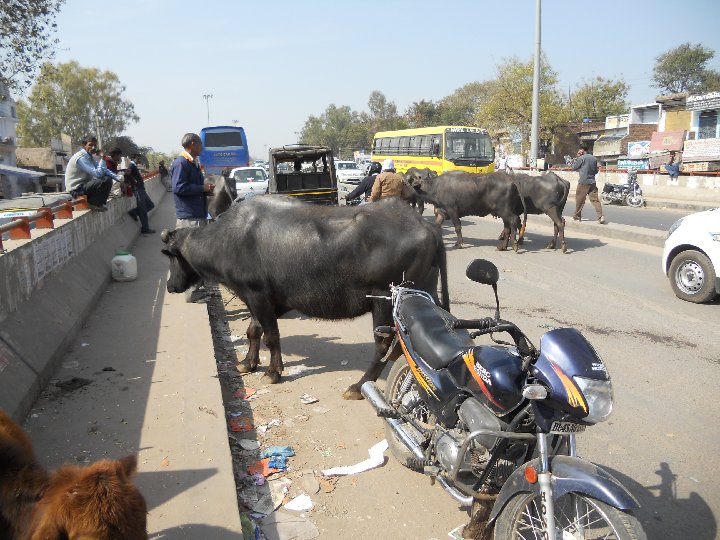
[{"left": 230, "top": 166, "right": 269, "bottom": 198}]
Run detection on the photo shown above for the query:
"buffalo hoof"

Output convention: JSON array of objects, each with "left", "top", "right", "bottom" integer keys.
[
  {"left": 453, "top": 242, "right": 465, "bottom": 249},
  {"left": 512, "top": 241, "right": 519, "bottom": 252},
  {"left": 562, "top": 242, "right": 568, "bottom": 254},
  {"left": 236, "top": 361, "right": 257, "bottom": 374},
  {"left": 342, "top": 385, "right": 364, "bottom": 400},
  {"left": 263, "top": 370, "right": 282, "bottom": 384},
  {"left": 546, "top": 242, "right": 556, "bottom": 250}
]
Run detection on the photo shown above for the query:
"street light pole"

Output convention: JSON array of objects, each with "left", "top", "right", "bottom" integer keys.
[
  {"left": 530, "top": 0, "right": 541, "bottom": 169},
  {"left": 203, "top": 94, "right": 213, "bottom": 124}
]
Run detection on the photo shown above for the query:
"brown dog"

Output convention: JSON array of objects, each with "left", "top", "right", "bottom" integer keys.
[{"left": 0, "top": 409, "right": 147, "bottom": 539}]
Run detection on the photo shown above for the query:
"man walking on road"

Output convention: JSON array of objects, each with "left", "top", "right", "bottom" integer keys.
[
  {"left": 170, "top": 133, "right": 215, "bottom": 303},
  {"left": 370, "top": 159, "right": 405, "bottom": 202},
  {"left": 572, "top": 147, "right": 605, "bottom": 224}
]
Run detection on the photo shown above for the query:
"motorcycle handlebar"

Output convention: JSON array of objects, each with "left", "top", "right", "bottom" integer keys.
[{"left": 453, "top": 318, "right": 496, "bottom": 330}]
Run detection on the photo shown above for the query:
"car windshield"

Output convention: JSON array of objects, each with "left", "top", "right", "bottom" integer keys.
[
  {"left": 338, "top": 162, "right": 359, "bottom": 170},
  {"left": 444, "top": 131, "right": 494, "bottom": 164},
  {"left": 234, "top": 169, "right": 267, "bottom": 183}
]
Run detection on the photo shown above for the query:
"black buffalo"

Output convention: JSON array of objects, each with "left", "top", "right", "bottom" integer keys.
[
  {"left": 161, "top": 196, "right": 449, "bottom": 399},
  {"left": 400, "top": 167, "right": 427, "bottom": 215},
  {"left": 406, "top": 168, "right": 526, "bottom": 251},
  {"left": 509, "top": 172, "right": 571, "bottom": 252}
]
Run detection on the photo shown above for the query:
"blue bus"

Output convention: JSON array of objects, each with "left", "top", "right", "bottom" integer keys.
[{"left": 199, "top": 126, "right": 250, "bottom": 176}]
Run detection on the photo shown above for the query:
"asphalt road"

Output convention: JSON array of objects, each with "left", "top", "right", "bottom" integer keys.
[{"left": 240, "top": 214, "right": 720, "bottom": 539}]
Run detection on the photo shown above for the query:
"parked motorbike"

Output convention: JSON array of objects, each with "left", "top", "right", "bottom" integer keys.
[
  {"left": 362, "top": 260, "right": 646, "bottom": 539},
  {"left": 602, "top": 170, "right": 644, "bottom": 207}
]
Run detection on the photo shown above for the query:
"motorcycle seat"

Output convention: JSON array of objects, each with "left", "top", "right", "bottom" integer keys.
[{"left": 398, "top": 294, "right": 475, "bottom": 370}]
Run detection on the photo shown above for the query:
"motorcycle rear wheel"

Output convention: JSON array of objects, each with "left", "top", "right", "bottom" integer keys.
[
  {"left": 493, "top": 493, "right": 646, "bottom": 540},
  {"left": 627, "top": 193, "right": 644, "bottom": 207},
  {"left": 384, "top": 359, "right": 436, "bottom": 467},
  {"left": 600, "top": 192, "right": 614, "bottom": 205}
]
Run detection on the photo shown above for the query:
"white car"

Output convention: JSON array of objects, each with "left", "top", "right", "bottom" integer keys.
[
  {"left": 662, "top": 208, "right": 720, "bottom": 303},
  {"left": 230, "top": 166, "right": 268, "bottom": 198},
  {"left": 335, "top": 161, "right": 364, "bottom": 184}
]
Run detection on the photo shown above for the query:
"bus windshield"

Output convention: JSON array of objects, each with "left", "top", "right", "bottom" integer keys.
[
  {"left": 444, "top": 131, "right": 494, "bottom": 165},
  {"left": 204, "top": 131, "right": 244, "bottom": 148}
]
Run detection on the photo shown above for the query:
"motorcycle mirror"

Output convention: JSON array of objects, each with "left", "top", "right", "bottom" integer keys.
[{"left": 466, "top": 259, "right": 499, "bottom": 286}]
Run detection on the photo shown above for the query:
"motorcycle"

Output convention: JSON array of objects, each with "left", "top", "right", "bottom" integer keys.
[
  {"left": 362, "top": 259, "right": 646, "bottom": 539},
  {"left": 602, "top": 170, "right": 644, "bottom": 207}
]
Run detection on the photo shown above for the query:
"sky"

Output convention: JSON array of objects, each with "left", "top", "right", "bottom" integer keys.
[{"left": 36, "top": 0, "right": 720, "bottom": 158}]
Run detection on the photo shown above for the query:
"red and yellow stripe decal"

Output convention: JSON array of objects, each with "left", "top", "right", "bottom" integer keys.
[
  {"left": 462, "top": 350, "right": 505, "bottom": 410},
  {"left": 396, "top": 330, "right": 439, "bottom": 400},
  {"left": 549, "top": 361, "right": 587, "bottom": 413}
]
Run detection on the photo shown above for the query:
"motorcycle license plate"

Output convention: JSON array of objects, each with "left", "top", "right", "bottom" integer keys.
[{"left": 549, "top": 421, "right": 586, "bottom": 434}]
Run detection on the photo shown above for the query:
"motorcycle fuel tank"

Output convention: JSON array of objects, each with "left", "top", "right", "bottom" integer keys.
[{"left": 448, "top": 346, "right": 525, "bottom": 417}]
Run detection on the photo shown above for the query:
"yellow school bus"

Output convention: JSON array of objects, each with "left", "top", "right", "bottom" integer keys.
[{"left": 371, "top": 126, "right": 495, "bottom": 174}]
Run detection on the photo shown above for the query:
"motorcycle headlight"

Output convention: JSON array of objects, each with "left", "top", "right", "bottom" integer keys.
[{"left": 573, "top": 377, "right": 613, "bottom": 423}]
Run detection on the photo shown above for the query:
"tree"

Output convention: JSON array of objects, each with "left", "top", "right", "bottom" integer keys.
[
  {"left": 299, "top": 104, "right": 365, "bottom": 158},
  {"left": 404, "top": 100, "right": 441, "bottom": 128},
  {"left": 652, "top": 43, "right": 720, "bottom": 94},
  {"left": 569, "top": 76, "right": 630, "bottom": 121},
  {"left": 358, "top": 90, "right": 405, "bottom": 146},
  {"left": 0, "top": 0, "right": 64, "bottom": 95},
  {"left": 17, "top": 61, "right": 139, "bottom": 147},
  {"left": 437, "top": 81, "right": 493, "bottom": 125},
  {"left": 475, "top": 54, "right": 569, "bottom": 153}
]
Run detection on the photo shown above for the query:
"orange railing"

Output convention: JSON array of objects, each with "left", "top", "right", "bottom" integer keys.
[{"left": 0, "top": 196, "right": 89, "bottom": 253}]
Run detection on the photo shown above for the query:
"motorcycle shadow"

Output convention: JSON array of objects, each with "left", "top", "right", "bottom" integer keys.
[{"left": 604, "top": 462, "right": 716, "bottom": 540}]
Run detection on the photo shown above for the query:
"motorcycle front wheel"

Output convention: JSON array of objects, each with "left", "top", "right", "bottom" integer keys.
[
  {"left": 493, "top": 493, "right": 646, "bottom": 540},
  {"left": 627, "top": 193, "right": 644, "bottom": 207},
  {"left": 600, "top": 192, "right": 614, "bottom": 205},
  {"left": 384, "top": 359, "right": 436, "bottom": 468}
]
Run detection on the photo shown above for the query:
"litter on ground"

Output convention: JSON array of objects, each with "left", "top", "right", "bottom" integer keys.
[{"left": 321, "top": 439, "right": 388, "bottom": 476}]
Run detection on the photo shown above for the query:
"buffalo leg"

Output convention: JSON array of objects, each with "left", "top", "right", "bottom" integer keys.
[
  {"left": 498, "top": 219, "right": 512, "bottom": 251},
  {"left": 417, "top": 200, "right": 425, "bottom": 215},
  {"left": 237, "top": 317, "right": 263, "bottom": 373},
  {"left": 451, "top": 216, "right": 464, "bottom": 248},
  {"left": 343, "top": 304, "right": 400, "bottom": 400},
  {"left": 546, "top": 208, "right": 566, "bottom": 252}
]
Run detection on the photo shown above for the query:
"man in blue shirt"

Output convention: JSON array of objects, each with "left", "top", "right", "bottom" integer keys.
[
  {"left": 170, "top": 132, "right": 215, "bottom": 302},
  {"left": 65, "top": 136, "right": 120, "bottom": 211}
]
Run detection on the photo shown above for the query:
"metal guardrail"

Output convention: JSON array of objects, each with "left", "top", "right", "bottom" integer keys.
[
  {"left": 0, "top": 171, "right": 160, "bottom": 253},
  {"left": 0, "top": 195, "right": 89, "bottom": 252}
]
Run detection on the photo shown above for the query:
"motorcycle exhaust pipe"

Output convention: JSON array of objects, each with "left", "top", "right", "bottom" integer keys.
[{"left": 361, "top": 381, "right": 474, "bottom": 507}]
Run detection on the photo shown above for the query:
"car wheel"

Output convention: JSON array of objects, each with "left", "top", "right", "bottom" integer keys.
[{"left": 668, "top": 249, "right": 718, "bottom": 303}]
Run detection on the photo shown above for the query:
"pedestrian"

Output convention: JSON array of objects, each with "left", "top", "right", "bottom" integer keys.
[
  {"left": 170, "top": 132, "right": 215, "bottom": 303},
  {"left": 65, "top": 136, "right": 120, "bottom": 211},
  {"left": 571, "top": 147, "right": 605, "bottom": 224},
  {"left": 496, "top": 154, "right": 508, "bottom": 172},
  {"left": 345, "top": 161, "right": 382, "bottom": 202},
  {"left": 369, "top": 159, "right": 405, "bottom": 202},
  {"left": 126, "top": 154, "right": 156, "bottom": 235},
  {"left": 158, "top": 160, "right": 171, "bottom": 192},
  {"left": 665, "top": 151, "right": 681, "bottom": 182}
]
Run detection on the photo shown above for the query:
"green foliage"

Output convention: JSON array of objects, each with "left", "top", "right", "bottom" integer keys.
[
  {"left": 405, "top": 100, "right": 442, "bottom": 128},
  {"left": 299, "top": 91, "right": 404, "bottom": 158},
  {"left": 569, "top": 76, "right": 630, "bottom": 121},
  {"left": 475, "top": 54, "right": 569, "bottom": 151},
  {"left": 17, "top": 60, "right": 139, "bottom": 147},
  {"left": 652, "top": 43, "right": 720, "bottom": 94},
  {"left": 0, "top": 0, "right": 64, "bottom": 94},
  {"left": 437, "top": 81, "right": 493, "bottom": 125}
]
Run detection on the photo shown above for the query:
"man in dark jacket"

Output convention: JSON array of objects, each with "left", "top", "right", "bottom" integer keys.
[
  {"left": 170, "top": 132, "right": 215, "bottom": 302},
  {"left": 127, "top": 153, "right": 156, "bottom": 234},
  {"left": 571, "top": 147, "right": 605, "bottom": 224},
  {"left": 345, "top": 161, "right": 382, "bottom": 202}
]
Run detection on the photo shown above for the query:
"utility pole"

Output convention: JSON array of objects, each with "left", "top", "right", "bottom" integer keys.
[
  {"left": 203, "top": 94, "right": 213, "bottom": 124},
  {"left": 530, "top": 0, "right": 541, "bottom": 170},
  {"left": 94, "top": 114, "right": 103, "bottom": 150}
]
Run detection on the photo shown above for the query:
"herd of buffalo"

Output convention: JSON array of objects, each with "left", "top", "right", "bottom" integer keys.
[{"left": 161, "top": 168, "right": 571, "bottom": 396}]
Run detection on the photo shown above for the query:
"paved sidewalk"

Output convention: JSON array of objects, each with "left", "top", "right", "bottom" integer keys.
[{"left": 22, "top": 195, "right": 243, "bottom": 539}]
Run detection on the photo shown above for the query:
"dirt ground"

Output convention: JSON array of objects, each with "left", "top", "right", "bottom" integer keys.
[{"left": 206, "top": 286, "right": 469, "bottom": 540}]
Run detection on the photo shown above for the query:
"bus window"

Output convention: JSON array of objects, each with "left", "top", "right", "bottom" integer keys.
[
  {"left": 390, "top": 137, "right": 400, "bottom": 154},
  {"left": 419, "top": 136, "right": 431, "bottom": 155},
  {"left": 399, "top": 137, "right": 410, "bottom": 155},
  {"left": 204, "top": 130, "right": 244, "bottom": 148},
  {"left": 409, "top": 136, "right": 421, "bottom": 155}
]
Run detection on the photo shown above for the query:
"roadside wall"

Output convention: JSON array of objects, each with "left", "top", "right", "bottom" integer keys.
[
  {"left": 539, "top": 170, "right": 720, "bottom": 205},
  {"left": 0, "top": 177, "right": 167, "bottom": 420}
]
